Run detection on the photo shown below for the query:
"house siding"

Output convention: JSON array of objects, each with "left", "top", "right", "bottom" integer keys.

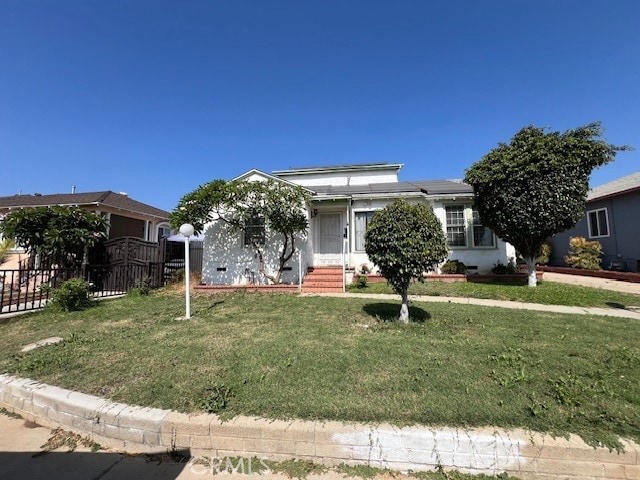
[
  {"left": 550, "top": 190, "right": 640, "bottom": 272},
  {"left": 200, "top": 166, "right": 516, "bottom": 285},
  {"left": 109, "top": 214, "right": 145, "bottom": 240},
  {"left": 201, "top": 216, "right": 307, "bottom": 285}
]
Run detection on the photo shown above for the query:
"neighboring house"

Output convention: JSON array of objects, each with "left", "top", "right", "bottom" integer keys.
[
  {"left": 549, "top": 171, "right": 640, "bottom": 272},
  {"left": 0, "top": 190, "right": 171, "bottom": 250},
  {"left": 201, "top": 163, "right": 515, "bottom": 285}
]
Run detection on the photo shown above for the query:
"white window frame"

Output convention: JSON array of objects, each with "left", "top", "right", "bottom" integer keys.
[
  {"left": 587, "top": 208, "right": 610, "bottom": 238},
  {"left": 445, "top": 205, "right": 467, "bottom": 248},
  {"left": 354, "top": 210, "right": 376, "bottom": 252},
  {"left": 471, "top": 208, "right": 495, "bottom": 248},
  {"left": 445, "top": 204, "right": 496, "bottom": 249},
  {"left": 243, "top": 215, "right": 266, "bottom": 247}
]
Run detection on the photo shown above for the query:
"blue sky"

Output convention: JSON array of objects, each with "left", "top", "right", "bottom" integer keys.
[{"left": 1, "top": 1, "right": 638, "bottom": 212}]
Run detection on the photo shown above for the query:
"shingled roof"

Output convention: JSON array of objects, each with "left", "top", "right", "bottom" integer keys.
[
  {"left": 587, "top": 172, "right": 640, "bottom": 202},
  {"left": 307, "top": 180, "right": 473, "bottom": 196},
  {"left": 0, "top": 191, "right": 170, "bottom": 220}
]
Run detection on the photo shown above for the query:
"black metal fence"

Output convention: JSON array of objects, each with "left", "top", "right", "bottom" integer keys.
[
  {"left": 0, "top": 237, "right": 206, "bottom": 315},
  {"left": 0, "top": 262, "right": 166, "bottom": 315},
  {"left": 164, "top": 240, "right": 203, "bottom": 279}
]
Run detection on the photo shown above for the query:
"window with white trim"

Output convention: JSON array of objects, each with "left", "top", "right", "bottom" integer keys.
[
  {"left": 471, "top": 209, "right": 495, "bottom": 247},
  {"left": 158, "top": 225, "right": 171, "bottom": 240},
  {"left": 244, "top": 215, "right": 266, "bottom": 247},
  {"left": 445, "top": 205, "right": 466, "bottom": 247},
  {"left": 445, "top": 205, "right": 495, "bottom": 248},
  {"left": 355, "top": 211, "right": 375, "bottom": 251},
  {"left": 587, "top": 208, "right": 609, "bottom": 238}
]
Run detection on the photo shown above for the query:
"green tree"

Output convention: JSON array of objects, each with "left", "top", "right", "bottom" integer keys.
[
  {"left": 0, "top": 206, "right": 108, "bottom": 268},
  {"left": 365, "top": 199, "right": 448, "bottom": 323},
  {"left": 464, "top": 122, "right": 629, "bottom": 287},
  {"left": 170, "top": 179, "right": 310, "bottom": 284}
]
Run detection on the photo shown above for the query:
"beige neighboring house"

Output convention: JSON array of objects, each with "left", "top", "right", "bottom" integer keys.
[{"left": 0, "top": 191, "right": 171, "bottom": 267}]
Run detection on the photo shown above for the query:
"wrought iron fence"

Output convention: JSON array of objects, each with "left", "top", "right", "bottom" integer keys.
[
  {"left": 164, "top": 240, "right": 203, "bottom": 279},
  {"left": 0, "top": 262, "right": 165, "bottom": 314}
]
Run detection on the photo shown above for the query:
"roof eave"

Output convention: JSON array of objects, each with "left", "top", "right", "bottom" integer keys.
[
  {"left": 274, "top": 163, "right": 404, "bottom": 176},
  {"left": 587, "top": 185, "right": 640, "bottom": 203}
]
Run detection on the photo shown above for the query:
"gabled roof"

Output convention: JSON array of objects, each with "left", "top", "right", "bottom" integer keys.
[
  {"left": 0, "top": 191, "right": 170, "bottom": 220},
  {"left": 587, "top": 171, "right": 640, "bottom": 202},
  {"left": 307, "top": 180, "right": 472, "bottom": 197},
  {"left": 231, "top": 169, "right": 315, "bottom": 192}
]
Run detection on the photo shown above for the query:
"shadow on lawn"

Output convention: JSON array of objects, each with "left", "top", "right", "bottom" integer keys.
[
  {"left": 363, "top": 303, "right": 430, "bottom": 323},
  {"left": 605, "top": 301, "right": 627, "bottom": 310}
]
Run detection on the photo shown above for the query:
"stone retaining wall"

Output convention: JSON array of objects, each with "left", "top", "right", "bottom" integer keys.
[{"left": 1, "top": 374, "right": 638, "bottom": 479}]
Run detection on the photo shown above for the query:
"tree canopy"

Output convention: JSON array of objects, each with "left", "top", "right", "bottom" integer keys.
[
  {"left": 464, "top": 122, "right": 629, "bottom": 286},
  {"left": 0, "top": 206, "right": 108, "bottom": 267},
  {"left": 170, "top": 179, "right": 310, "bottom": 284},
  {"left": 365, "top": 199, "right": 448, "bottom": 322}
]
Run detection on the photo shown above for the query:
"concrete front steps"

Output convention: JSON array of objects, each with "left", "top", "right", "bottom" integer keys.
[{"left": 302, "top": 266, "right": 344, "bottom": 293}]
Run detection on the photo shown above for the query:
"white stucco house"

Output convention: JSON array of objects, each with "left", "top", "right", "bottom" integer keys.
[{"left": 201, "top": 163, "right": 515, "bottom": 287}]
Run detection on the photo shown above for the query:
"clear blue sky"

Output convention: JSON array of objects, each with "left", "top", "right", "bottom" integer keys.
[{"left": 1, "top": 0, "right": 638, "bottom": 212}]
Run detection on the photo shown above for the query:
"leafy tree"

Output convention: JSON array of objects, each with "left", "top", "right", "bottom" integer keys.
[
  {"left": 171, "top": 179, "right": 310, "bottom": 285},
  {"left": 365, "top": 199, "right": 448, "bottom": 323},
  {"left": 0, "top": 206, "right": 108, "bottom": 268},
  {"left": 464, "top": 122, "right": 629, "bottom": 286}
]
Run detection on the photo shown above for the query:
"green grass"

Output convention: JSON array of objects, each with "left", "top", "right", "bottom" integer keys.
[
  {"left": 1, "top": 291, "right": 639, "bottom": 450},
  {"left": 348, "top": 280, "right": 640, "bottom": 308}
]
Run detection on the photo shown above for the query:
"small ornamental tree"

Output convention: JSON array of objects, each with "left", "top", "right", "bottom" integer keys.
[
  {"left": 464, "top": 122, "right": 629, "bottom": 287},
  {"left": 0, "top": 206, "right": 108, "bottom": 268},
  {"left": 170, "top": 179, "right": 310, "bottom": 284},
  {"left": 365, "top": 199, "right": 448, "bottom": 323}
]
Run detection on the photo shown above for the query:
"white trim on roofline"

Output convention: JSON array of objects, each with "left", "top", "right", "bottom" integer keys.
[
  {"left": 311, "top": 192, "right": 474, "bottom": 202},
  {"left": 273, "top": 163, "right": 404, "bottom": 176},
  {"left": 231, "top": 169, "right": 315, "bottom": 193}
]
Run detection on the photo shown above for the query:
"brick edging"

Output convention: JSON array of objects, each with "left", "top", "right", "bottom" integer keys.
[
  {"left": 539, "top": 266, "right": 640, "bottom": 284},
  {"left": 0, "top": 374, "right": 638, "bottom": 479}
]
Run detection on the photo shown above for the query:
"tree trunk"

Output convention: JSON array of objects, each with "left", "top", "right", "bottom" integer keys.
[
  {"left": 525, "top": 256, "right": 537, "bottom": 287},
  {"left": 399, "top": 290, "right": 409, "bottom": 323}
]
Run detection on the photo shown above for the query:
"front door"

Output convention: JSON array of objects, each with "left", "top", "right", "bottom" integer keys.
[{"left": 315, "top": 213, "right": 342, "bottom": 265}]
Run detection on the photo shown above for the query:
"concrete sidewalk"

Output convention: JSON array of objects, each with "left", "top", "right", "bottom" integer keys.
[
  {"left": 302, "top": 290, "right": 640, "bottom": 320},
  {"left": 542, "top": 271, "right": 640, "bottom": 295},
  {"left": 0, "top": 413, "right": 385, "bottom": 480}
]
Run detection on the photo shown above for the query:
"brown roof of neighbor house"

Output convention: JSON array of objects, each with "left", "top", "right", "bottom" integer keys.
[
  {"left": 587, "top": 171, "right": 640, "bottom": 202},
  {"left": 0, "top": 191, "right": 170, "bottom": 220}
]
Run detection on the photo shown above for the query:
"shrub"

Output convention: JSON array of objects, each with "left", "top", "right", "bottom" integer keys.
[
  {"left": 491, "top": 259, "right": 518, "bottom": 275},
  {"left": 170, "top": 268, "right": 185, "bottom": 283},
  {"left": 358, "top": 263, "right": 371, "bottom": 275},
  {"left": 564, "top": 236, "right": 602, "bottom": 270},
  {"left": 441, "top": 259, "right": 467, "bottom": 274},
  {"left": 129, "top": 276, "right": 153, "bottom": 296},
  {"left": 50, "top": 278, "right": 93, "bottom": 312},
  {"left": 0, "top": 238, "right": 13, "bottom": 264},
  {"left": 353, "top": 275, "right": 368, "bottom": 289},
  {"left": 537, "top": 240, "right": 553, "bottom": 265}
]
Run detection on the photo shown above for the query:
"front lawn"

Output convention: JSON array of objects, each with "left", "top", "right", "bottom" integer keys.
[
  {"left": 348, "top": 279, "right": 640, "bottom": 308},
  {"left": 1, "top": 291, "right": 638, "bottom": 450}
]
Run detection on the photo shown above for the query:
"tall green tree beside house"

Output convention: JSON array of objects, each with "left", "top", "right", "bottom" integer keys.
[
  {"left": 365, "top": 199, "right": 448, "bottom": 323},
  {"left": 464, "top": 122, "right": 629, "bottom": 287},
  {"left": 0, "top": 206, "right": 108, "bottom": 268},
  {"left": 170, "top": 179, "right": 310, "bottom": 285}
]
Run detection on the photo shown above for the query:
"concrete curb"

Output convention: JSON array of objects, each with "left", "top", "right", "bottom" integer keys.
[{"left": 0, "top": 374, "right": 638, "bottom": 479}]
